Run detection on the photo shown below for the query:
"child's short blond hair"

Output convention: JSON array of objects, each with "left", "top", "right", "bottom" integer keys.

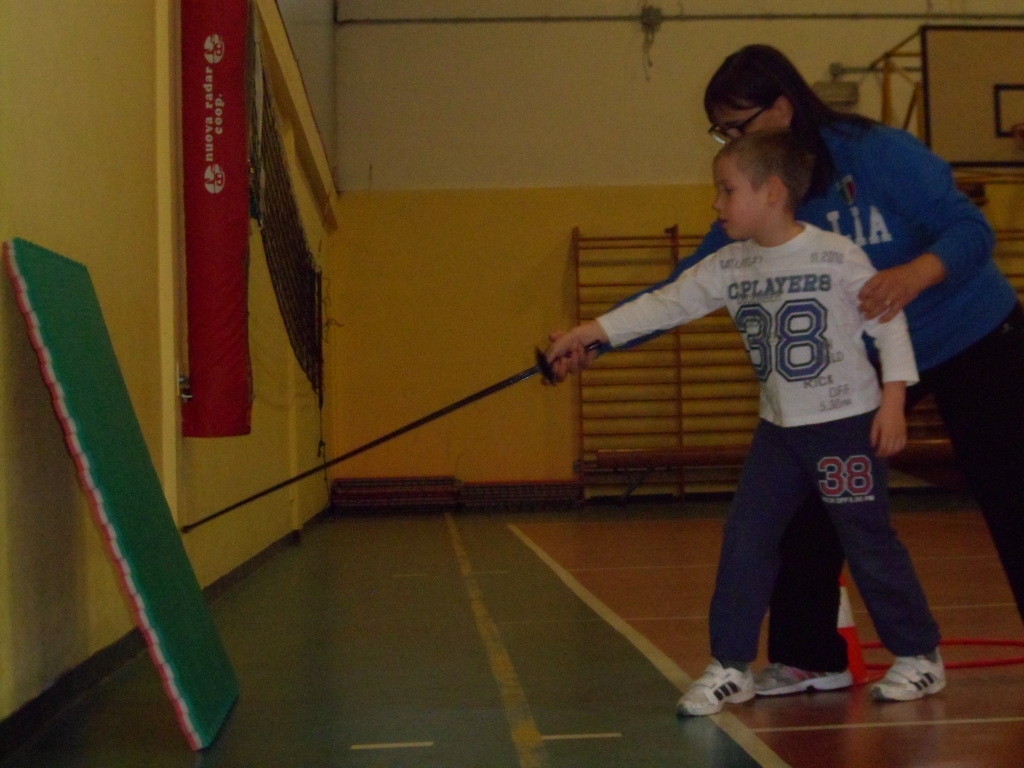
[{"left": 716, "top": 130, "right": 815, "bottom": 212}]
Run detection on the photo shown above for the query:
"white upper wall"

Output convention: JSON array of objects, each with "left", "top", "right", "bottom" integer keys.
[
  {"left": 277, "top": 0, "right": 337, "bottom": 170},
  {"left": 329, "top": 0, "right": 1024, "bottom": 190}
]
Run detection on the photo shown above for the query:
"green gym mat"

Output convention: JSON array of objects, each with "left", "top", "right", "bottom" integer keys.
[{"left": 4, "top": 238, "right": 238, "bottom": 749}]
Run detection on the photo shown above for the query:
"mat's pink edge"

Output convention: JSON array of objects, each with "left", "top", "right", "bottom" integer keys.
[{"left": 3, "top": 242, "right": 201, "bottom": 750}]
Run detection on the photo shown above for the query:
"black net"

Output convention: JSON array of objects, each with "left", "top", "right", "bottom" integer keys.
[{"left": 251, "top": 71, "right": 324, "bottom": 405}]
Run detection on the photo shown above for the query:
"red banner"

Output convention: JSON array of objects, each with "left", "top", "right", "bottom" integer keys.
[{"left": 180, "top": 0, "right": 252, "bottom": 436}]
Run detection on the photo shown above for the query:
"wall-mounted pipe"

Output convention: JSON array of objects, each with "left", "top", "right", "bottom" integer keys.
[{"left": 335, "top": 7, "right": 1024, "bottom": 26}]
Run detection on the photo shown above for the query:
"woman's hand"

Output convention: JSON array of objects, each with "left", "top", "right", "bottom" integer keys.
[{"left": 859, "top": 253, "right": 947, "bottom": 322}]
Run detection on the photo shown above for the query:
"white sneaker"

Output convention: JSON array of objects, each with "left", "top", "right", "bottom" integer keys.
[
  {"left": 754, "top": 663, "right": 854, "bottom": 696},
  {"left": 870, "top": 651, "right": 946, "bottom": 702},
  {"left": 677, "top": 660, "right": 755, "bottom": 716}
]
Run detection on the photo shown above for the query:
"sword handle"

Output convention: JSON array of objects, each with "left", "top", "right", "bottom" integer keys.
[{"left": 534, "top": 340, "right": 604, "bottom": 383}]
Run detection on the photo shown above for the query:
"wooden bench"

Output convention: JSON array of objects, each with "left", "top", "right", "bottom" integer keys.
[
  {"left": 594, "top": 445, "right": 749, "bottom": 499},
  {"left": 329, "top": 476, "right": 461, "bottom": 511}
]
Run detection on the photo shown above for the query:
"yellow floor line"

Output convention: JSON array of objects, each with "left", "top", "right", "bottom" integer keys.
[
  {"left": 509, "top": 524, "right": 791, "bottom": 768},
  {"left": 350, "top": 741, "right": 435, "bottom": 750},
  {"left": 541, "top": 732, "right": 622, "bottom": 740},
  {"left": 445, "top": 513, "right": 549, "bottom": 768}
]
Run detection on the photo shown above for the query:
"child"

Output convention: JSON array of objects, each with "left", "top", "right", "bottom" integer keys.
[{"left": 545, "top": 130, "right": 943, "bottom": 716}]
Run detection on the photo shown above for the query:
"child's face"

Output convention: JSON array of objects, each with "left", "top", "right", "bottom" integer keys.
[{"left": 712, "top": 154, "right": 771, "bottom": 241}]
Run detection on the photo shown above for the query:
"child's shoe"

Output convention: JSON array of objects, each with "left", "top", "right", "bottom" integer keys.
[
  {"left": 677, "top": 660, "right": 754, "bottom": 716},
  {"left": 870, "top": 651, "right": 945, "bottom": 702}
]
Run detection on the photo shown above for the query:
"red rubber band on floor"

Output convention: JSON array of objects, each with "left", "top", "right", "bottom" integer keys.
[{"left": 861, "top": 638, "right": 1024, "bottom": 670}]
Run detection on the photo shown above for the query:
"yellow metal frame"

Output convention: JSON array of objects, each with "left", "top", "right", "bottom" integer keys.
[{"left": 874, "top": 30, "right": 1024, "bottom": 186}]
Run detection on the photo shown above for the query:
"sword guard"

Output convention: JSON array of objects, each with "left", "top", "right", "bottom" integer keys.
[{"left": 535, "top": 347, "right": 556, "bottom": 383}]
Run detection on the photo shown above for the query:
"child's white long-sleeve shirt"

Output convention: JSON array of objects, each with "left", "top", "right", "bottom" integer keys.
[{"left": 598, "top": 223, "right": 919, "bottom": 427}]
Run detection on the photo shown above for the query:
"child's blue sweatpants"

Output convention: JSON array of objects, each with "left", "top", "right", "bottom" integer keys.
[{"left": 709, "top": 410, "right": 940, "bottom": 663}]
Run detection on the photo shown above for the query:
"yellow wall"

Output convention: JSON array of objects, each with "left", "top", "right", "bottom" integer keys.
[
  {"left": 325, "top": 185, "right": 716, "bottom": 481},
  {"left": 984, "top": 183, "right": 1024, "bottom": 228},
  {"left": 0, "top": 1, "right": 328, "bottom": 720},
  {"left": 0, "top": 1, "right": 163, "bottom": 717}
]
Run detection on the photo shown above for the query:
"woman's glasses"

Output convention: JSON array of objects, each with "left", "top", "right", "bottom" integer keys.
[{"left": 707, "top": 105, "right": 768, "bottom": 144}]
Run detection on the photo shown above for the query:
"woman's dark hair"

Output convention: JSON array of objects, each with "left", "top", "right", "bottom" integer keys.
[{"left": 704, "top": 44, "right": 875, "bottom": 197}]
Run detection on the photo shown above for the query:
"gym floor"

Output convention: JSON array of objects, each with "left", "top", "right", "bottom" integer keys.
[{"left": 2, "top": 490, "right": 1023, "bottom": 767}]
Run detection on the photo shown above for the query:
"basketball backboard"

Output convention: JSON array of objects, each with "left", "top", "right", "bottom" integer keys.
[{"left": 921, "top": 25, "right": 1024, "bottom": 167}]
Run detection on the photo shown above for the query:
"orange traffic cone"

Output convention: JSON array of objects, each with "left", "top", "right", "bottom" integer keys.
[{"left": 838, "top": 576, "right": 868, "bottom": 684}]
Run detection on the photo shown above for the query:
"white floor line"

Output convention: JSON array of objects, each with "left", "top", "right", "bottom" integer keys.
[
  {"left": 571, "top": 564, "right": 717, "bottom": 572},
  {"left": 930, "top": 602, "right": 1018, "bottom": 611},
  {"left": 508, "top": 524, "right": 791, "bottom": 768},
  {"left": 753, "top": 716, "right": 1024, "bottom": 734}
]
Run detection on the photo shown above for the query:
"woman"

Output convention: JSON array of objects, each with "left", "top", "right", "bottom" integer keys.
[{"left": 552, "top": 44, "right": 1024, "bottom": 696}]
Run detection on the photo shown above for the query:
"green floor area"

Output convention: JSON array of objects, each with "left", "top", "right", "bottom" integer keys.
[{"left": 0, "top": 502, "right": 770, "bottom": 767}]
